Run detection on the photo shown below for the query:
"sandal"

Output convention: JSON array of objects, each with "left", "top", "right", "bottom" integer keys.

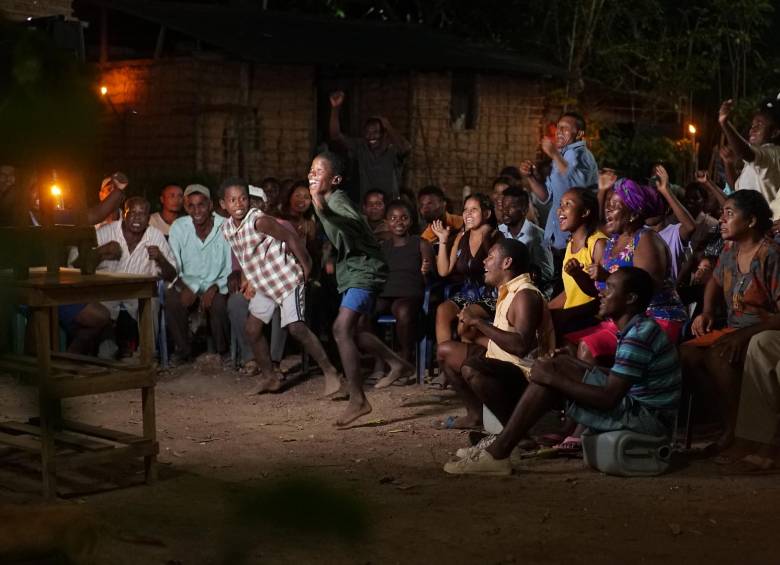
[{"left": 552, "top": 435, "right": 582, "bottom": 457}]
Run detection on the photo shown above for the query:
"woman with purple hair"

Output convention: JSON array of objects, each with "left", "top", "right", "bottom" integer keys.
[{"left": 565, "top": 175, "right": 687, "bottom": 365}]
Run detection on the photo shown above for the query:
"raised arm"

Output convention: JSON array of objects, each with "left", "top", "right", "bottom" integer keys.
[
  {"left": 719, "top": 99, "right": 756, "bottom": 163},
  {"left": 256, "top": 215, "right": 312, "bottom": 281},
  {"left": 654, "top": 165, "right": 696, "bottom": 242},
  {"left": 696, "top": 169, "right": 727, "bottom": 208},
  {"left": 433, "top": 222, "right": 459, "bottom": 277},
  {"left": 597, "top": 169, "right": 617, "bottom": 223},
  {"left": 329, "top": 91, "right": 347, "bottom": 144},
  {"left": 85, "top": 172, "right": 127, "bottom": 225},
  {"left": 377, "top": 115, "right": 411, "bottom": 156},
  {"left": 519, "top": 160, "right": 549, "bottom": 202}
]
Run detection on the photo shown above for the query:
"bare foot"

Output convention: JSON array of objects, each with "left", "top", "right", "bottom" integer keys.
[
  {"left": 374, "top": 361, "right": 414, "bottom": 389},
  {"left": 322, "top": 371, "right": 344, "bottom": 397},
  {"left": 335, "top": 398, "right": 373, "bottom": 427},
  {"left": 246, "top": 372, "right": 283, "bottom": 395}
]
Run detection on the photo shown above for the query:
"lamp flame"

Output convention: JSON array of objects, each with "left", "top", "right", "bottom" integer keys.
[
  {"left": 100, "top": 86, "right": 108, "bottom": 96},
  {"left": 688, "top": 124, "right": 697, "bottom": 135}
]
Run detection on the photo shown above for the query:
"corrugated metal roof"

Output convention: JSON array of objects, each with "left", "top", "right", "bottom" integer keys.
[{"left": 88, "top": 0, "right": 565, "bottom": 77}]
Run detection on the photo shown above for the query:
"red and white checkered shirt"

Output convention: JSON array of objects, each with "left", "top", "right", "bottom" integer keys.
[{"left": 221, "top": 208, "right": 303, "bottom": 302}]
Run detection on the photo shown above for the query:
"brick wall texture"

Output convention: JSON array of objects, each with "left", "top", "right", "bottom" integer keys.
[
  {"left": 0, "top": 0, "right": 71, "bottom": 20},
  {"left": 97, "top": 57, "right": 545, "bottom": 203}
]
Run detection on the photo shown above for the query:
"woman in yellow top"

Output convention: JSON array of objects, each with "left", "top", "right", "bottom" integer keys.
[{"left": 548, "top": 187, "right": 607, "bottom": 343}]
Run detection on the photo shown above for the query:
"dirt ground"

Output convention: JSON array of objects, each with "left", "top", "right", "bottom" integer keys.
[{"left": 1, "top": 357, "right": 780, "bottom": 565}]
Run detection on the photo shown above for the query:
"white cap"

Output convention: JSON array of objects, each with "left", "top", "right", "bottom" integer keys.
[{"left": 248, "top": 184, "right": 267, "bottom": 201}]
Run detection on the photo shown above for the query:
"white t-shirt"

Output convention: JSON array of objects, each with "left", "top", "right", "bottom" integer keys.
[
  {"left": 96, "top": 221, "right": 176, "bottom": 320},
  {"left": 736, "top": 143, "right": 780, "bottom": 219},
  {"left": 149, "top": 212, "right": 173, "bottom": 236}
]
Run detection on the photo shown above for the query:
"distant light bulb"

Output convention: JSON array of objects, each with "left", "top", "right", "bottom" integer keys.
[
  {"left": 100, "top": 86, "right": 108, "bottom": 96},
  {"left": 50, "top": 184, "right": 62, "bottom": 196},
  {"left": 688, "top": 124, "right": 697, "bottom": 135}
]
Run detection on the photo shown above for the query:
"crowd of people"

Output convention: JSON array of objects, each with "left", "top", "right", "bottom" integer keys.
[{"left": 7, "top": 90, "right": 780, "bottom": 477}]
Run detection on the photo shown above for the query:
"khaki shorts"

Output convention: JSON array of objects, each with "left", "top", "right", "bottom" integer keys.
[{"left": 249, "top": 285, "right": 305, "bottom": 328}]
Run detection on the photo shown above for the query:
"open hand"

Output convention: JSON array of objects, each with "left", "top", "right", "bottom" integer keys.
[
  {"left": 111, "top": 172, "right": 129, "bottom": 191},
  {"left": 695, "top": 170, "right": 708, "bottom": 184},
  {"left": 653, "top": 165, "right": 669, "bottom": 192},
  {"left": 719, "top": 145, "right": 736, "bottom": 164},
  {"left": 598, "top": 168, "right": 617, "bottom": 191},
  {"left": 718, "top": 99, "right": 734, "bottom": 126},
  {"left": 541, "top": 137, "right": 557, "bottom": 159},
  {"left": 430, "top": 219, "right": 451, "bottom": 243},
  {"left": 330, "top": 91, "right": 345, "bottom": 108}
]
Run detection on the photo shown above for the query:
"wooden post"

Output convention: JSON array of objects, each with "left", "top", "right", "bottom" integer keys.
[
  {"left": 33, "top": 307, "right": 57, "bottom": 499},
  {"left": 138, "top": 297, "right": 157, "bottom": 483}
]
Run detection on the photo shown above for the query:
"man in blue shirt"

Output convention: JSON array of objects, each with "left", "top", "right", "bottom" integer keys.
[
  {"left": 166, "top": 184, "right": 233, "bottom": 364},
  {"left": 520, "top": 112, "right": 598, "bottom": 251},
  {"left": 443, "top": 266, "right": 681, "bottom": 476}
]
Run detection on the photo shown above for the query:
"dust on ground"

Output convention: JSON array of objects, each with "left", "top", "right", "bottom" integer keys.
[{"left": 1, "top": 357, "right": 779, "bottom": 565}]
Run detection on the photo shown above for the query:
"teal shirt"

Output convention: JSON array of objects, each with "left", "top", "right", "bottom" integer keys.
[
  {"left": 168, "top": 214, "right": 233, "bottom": 294},
  {"left": 314, "top": 190, "right": 387, "bottom": 293}
]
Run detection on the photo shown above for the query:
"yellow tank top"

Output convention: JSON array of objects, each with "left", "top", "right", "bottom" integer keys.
[
  {"left": 486, "top": 273, "right": 555, "bottom": 372},
  {"left": 563, "top": 231, "right": 607, "bottom": 309}
]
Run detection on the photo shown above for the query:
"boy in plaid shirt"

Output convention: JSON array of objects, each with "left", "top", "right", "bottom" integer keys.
[{"left": 219, "top": 178, "right": 341, "bottom": 395}]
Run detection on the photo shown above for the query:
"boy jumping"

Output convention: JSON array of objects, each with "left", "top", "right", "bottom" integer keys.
[
  {"left": 308, "top": 152, "right": 414, "bottom": 426},
  {"left": 219, "top": 178, "right": 341, "bottom": 395}
]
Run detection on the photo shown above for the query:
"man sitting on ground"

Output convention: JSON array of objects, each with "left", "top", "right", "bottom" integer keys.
[
  {"left": 419, "top": 185, "right": 463, "bottom": 245},
  {"left": 444, "top": 266, "right": 681, "bottom": 475},
  {"left": 498, "top": 187, "right": 554, "bottom": 297},
  {"left": 166, "top": 184, "right": 232, "bottom": 364},
  {"left": 149, "top": 184, "right": 184, "bottom": 236},
  {"left": 437, "top": 239, "right": 554, "bottom": 430}
]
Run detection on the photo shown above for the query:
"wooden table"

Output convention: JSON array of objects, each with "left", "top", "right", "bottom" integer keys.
[{"left": 0, "top": 268, "right": 158, "bottom": 499}]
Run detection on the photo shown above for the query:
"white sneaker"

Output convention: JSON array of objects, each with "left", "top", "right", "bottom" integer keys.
[
  {"left": 443, "top": 449, "right": 512, "bottom": 476},
  {"left": 455, "top": 434, "right": 497, "bottom": 459}
]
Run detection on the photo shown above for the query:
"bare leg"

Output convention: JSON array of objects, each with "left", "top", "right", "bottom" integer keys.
[
  {"left": 435, "top": 300, "right": 459, "bottom": 344},
  {"left": 463, "top": 365, "right": 524, "bottom": 425},
  {"left": 286, "top": 321, "right": 342, "bottom": 396},
  {"left": 332, "top": 307, "right": 373, "bottom": 426},
  {"left": 391, "top": 297, "right": 422, "bottom": 365},
  {"left": 705, "top": 342, "right": 746, "bottom": 451},
  {"left": 363, "top": 311, "right": 414, "bottom": 389},
  {"left": 245, "top": 314, "right": 282, "bottom": 393},
  {"left": 68, "top": 303, "right": 111, "bottom": 355},
  {"left": 436, "top": 341, "right": 482, "bottom": 427}
]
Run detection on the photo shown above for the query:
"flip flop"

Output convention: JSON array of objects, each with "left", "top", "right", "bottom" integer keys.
[
  {"left": 553, "top": 435, "right": 582, "bottom": 457},
  {"left": 433, "top": 416, "right": 480, "bottom": 430}
]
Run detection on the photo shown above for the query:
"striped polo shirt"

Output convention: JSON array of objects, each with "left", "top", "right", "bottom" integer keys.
[{"left": 612, "top": 314, "right": 681, "bottom": 411}]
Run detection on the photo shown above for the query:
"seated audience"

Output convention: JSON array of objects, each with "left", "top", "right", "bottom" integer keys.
[
  {"left": 259, "top": 177, "right": 282, "bottom": 215},
  {"left": 362, "top": 189, "right": 391, "bottom": 242},
  {"left": 682, "top": 190, "right": 780, "bottom": 453},
  {"left": 498, "top": 186, "right": 554, "bottom": 296},
  {"left": 644, "top": 165, "right": 697, "bottom": 280},
  {"left": 566, "top": 178, "right": 687, "bottom": 365},
  {"left": 548, "top": 187, "right": 607, "bottom": 341},
  {"left": 444, "top": 267, "right": 680, "bottom": 475},
  {"left": 149, "top": 184, "right": 184, "bottom": 236},
  {"left": 419, "top": 185, "right": 463, "bottom": 244},
  {"left": 166, "top": 184, "right": 232, "bottom": 364},
  {"left": 432, "top": 193, "right": 500, "bottom": 344},
  {"left": 490, "top": 176, "right": 512, "bottom": 224},
  {"left": 688, "top": 173, "right": 721, "bottom": 248},
  {"left": 373, "top": 200, "right": 434, "bottom": 385},
  {"left": 437, "top": 239, "right": 554, "bottom": 430}
]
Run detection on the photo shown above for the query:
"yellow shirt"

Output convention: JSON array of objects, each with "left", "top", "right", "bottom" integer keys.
[
  {"left": 486, "top": 273, "right": 555, "bottom": 372},
  {"left": 563, "top": 231, "right": 607, "bottom": 309}
]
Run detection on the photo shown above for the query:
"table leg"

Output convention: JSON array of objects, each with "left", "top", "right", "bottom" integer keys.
[
  {"left": 139, "top": 297, "right": 157, "bottom": 483},
  {"left": 33, "top": 307, "right": 57, "bottom": 499}
]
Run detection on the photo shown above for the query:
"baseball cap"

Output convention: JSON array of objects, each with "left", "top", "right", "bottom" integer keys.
[{"left": 183, "top": 184, "right": 210, "bottom": 199}]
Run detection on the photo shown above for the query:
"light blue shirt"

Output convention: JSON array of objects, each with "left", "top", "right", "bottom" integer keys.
[
  {"left": 499, "top": 220, "right": 554, "bottom": 296},
  {"left": 168, "top": 214, "right": 232, "bottom": 294},
  {"left": 537, "top": 140, "right": 598, "bottom": 250}
]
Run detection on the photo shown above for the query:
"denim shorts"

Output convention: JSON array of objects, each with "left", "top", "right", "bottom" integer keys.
[{"left": 340, "top": 288, "right": 376, "bottom": 315}]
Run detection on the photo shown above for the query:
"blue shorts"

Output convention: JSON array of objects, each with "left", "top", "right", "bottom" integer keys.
[
  {"left": 59, "top": 304, "right": 87, "bottom": 332},
  {"left": 340, "top": 288, "right": 376, "bottom": 315}
]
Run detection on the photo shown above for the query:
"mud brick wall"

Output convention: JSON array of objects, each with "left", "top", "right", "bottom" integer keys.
[
  {"left": 407, "top": 72, "right": 545, "bottom": 204},
  {"left": 0, "top": 0, "right": 71, "bottom": 20},
  {"left": 97, "top": 58, "right": 315, "bottom": 194}
]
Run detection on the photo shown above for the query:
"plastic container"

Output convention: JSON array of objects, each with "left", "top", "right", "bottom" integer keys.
[{"left": 582, "top": 430, "right": 672, "bottom": 477}]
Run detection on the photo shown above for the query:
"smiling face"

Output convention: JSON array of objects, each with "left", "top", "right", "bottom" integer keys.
[
  {"left": 220, "top": 185, "right": 249, "bottom": 223},
  {"left": 483, "top": 244, "right": 509, "bottom": 287},
  {"left": 289, "top": 186, "right": 312, "bottom": 215},
  {"left": 556, "top": 116, "right": 581, "bottom": 149},
  {"left": 308, "top": 156, "right": 340, "bottom": 196},
  {"left": 557, "top": 189, "right": 587, "bottom": 232},
  {"left": 462, "top": 196, "right": 489, "bottom": 231},
  {"left": 363, "top": 193, "right": 386, "bottom": 222},
  {"left": 0, "top": 165, "right": 15, "bottom": 196},
  {"left": 363, "top": 121, "right": 385, "bottom": 149},
  {"left": 719, "top": 199, "right": 754, "bottom": 241},
  {"left": 186, "top": 193, "right": 213, "bottom": 227},
  {"left": 604, "top": 191, "right": 633, "bottom": 235},
  {"left": 123, "top": 202, "right": 151, "bottom": 235},
  {"left": 387, "top": 204, "right": 411, "bottom": 237},
  {"left": 598, "top": 270, "right": 631, "bottom": 319},
  {"left": 748, "top": 113, "right": 780, "bottom": 145},
  {"left": 160, "top": 185, "right": 184, "bottom": 214}
]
